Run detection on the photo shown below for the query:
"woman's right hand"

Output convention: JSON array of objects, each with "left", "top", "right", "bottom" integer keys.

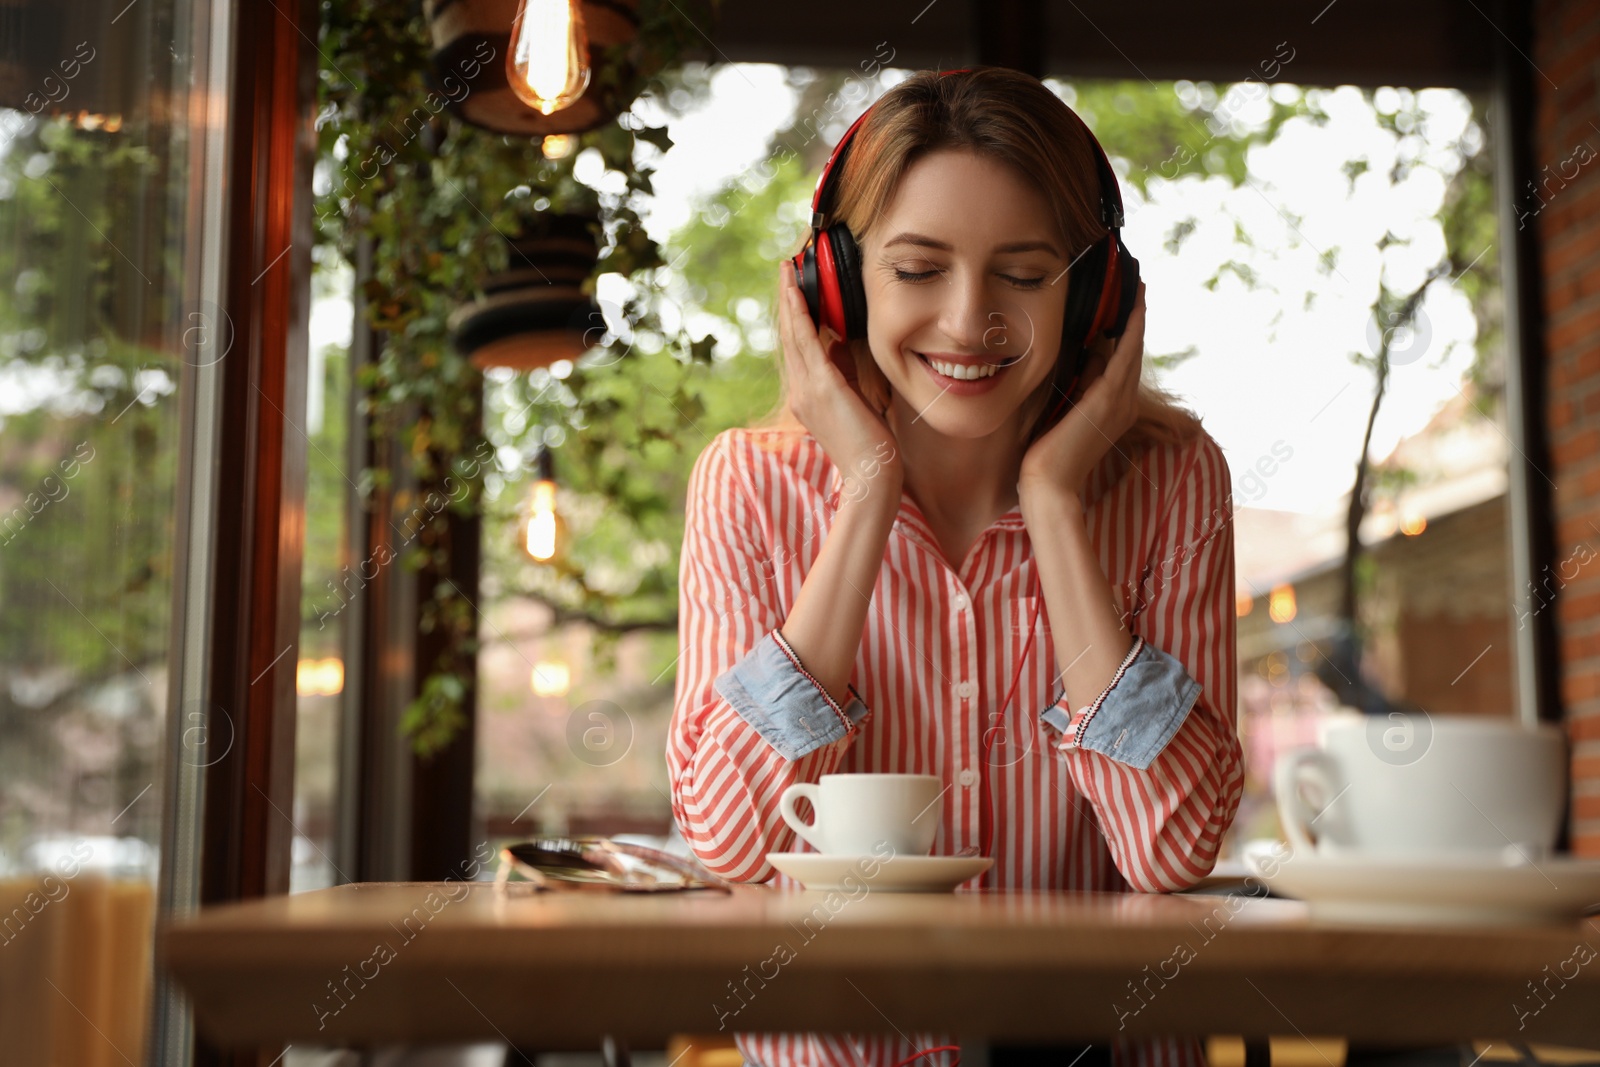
[{"left": 777, "top": 260, "right": 903, "bottom": 508}]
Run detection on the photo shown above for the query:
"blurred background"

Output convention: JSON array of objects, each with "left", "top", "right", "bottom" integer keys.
[{"left": 0, "top": 0, "right": 1586, "bottom": 1062}]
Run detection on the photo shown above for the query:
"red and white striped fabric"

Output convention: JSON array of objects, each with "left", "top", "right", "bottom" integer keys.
[{"left": 668, "top": 425, "right": 1245, "bottom": 1067}]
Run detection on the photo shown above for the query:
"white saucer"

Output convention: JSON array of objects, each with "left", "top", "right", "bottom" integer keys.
[
  {"left": 1241, "top": 839, "right": 1600, "bottom": 927},
  {"left": 767, "top": 852, "right": 993, "bottom": 892}
]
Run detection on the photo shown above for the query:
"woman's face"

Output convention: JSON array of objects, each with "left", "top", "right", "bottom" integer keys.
[{"left": 857, "top": 147, "right": 1070, "bottom": 439}]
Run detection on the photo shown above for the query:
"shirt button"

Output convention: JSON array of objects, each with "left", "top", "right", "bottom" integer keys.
[
  {"left": 956, "top": 680, "right": 975, "bottom": 699},
  {"left": 952, "top": 592, "right": 969, "bottom": 612},
  {"left": 958, "top": 767, "right": 978, "bottom": 787}
]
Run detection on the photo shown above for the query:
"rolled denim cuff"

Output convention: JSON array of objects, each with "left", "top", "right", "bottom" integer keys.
[
  {"left": 1039, "top": 637, "right": 1203, "bottom": 770},
  {"left": 713, "top": 630, "right": 870, "bottom": 761}
]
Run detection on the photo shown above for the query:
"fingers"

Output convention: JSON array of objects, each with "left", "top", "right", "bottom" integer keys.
[
  {"left": 782, "top": 261, "right": 831, "bottom": 378},
  {"left": 855, "top": 343, "right": 892, "bottom": 415},
  {"left": 1123, "top": 282, "right": 1147, "bottom": 340},
  {"left": 1069, "top": 364, "right": 1099, "bottom": 405},
  {"left": 1075, "top": 338, "right": 1112, "bottom": 393},
  {"left": 827, "top": 329, "right": 859, "bottom": 390},
  {"left": 1107, "top": 284, "right": 1147, "bottom": 412},
  {"left": 1124, "top": 282, "right": 1147, "bottom": 344},
  {"left": 1107, "top": 282, "right": 1147, "bottom": 387},
  {"left": 777, "top": 262, "right": 808, "bottom": 385}
]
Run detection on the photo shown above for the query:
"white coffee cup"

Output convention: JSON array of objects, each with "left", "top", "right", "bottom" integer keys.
[
  {"left": 1273, "top": 711, "right": 1566, "bottom": 858},
  {"left": 778, "top": 773, "right": 941, "bottom": 856}
]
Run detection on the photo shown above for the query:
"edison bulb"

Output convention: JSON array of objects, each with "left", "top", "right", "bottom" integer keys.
[
  {"left": 507, "top": 0, "right": 591, "bottom": 116},
  {"left": 526, "top": 479, "right": 558, "bottom": 561}
]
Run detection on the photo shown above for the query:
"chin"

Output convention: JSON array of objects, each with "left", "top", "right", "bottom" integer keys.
[{"left": 898, "top": 399, "right": 1023, "bottom": 440}]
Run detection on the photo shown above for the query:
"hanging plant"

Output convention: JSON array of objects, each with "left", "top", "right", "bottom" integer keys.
[{"left": 316, "top": 0, "right": 717, "bottom": 756}]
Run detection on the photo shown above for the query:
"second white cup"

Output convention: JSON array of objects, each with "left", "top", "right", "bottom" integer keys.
[
  {"left": 778, "top": 773, "right": 941, "bottom": 856},
  {"left": 1273, "top": 712, "right": 1566, "bottom": 858}
]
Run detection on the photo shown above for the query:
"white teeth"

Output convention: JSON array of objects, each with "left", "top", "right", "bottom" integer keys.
[{"left": 926, "top": 357, "right": 1001, "bottom": 380}]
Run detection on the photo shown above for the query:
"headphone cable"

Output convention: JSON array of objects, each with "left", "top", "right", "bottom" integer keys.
[{"left": 890, "top": 1044, "right": 962, "bottom": 1067}]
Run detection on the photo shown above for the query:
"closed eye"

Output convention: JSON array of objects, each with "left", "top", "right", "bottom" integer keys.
[{"left": 893, "top": 268, "right": 1047, "bottom": 289}]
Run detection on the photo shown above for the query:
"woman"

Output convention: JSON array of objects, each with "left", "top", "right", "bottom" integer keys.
[{"left": 667, "top": 66, "right": 1244, "bottom": 1067}]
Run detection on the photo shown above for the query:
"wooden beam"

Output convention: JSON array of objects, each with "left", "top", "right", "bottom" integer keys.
[
  {"left": 976, "top": 0, "right": 1044, "bottom": 77},
  {"left": 192, "top": 0, "right": 317, "bottom": 1061},
  {"left": 198, "top": 0, "right": 315, "bottom": 909},
  {"left": 708, "top": 0, "right": 1496, "bottom": 89},
  {"left": 1490, "top": 0, "right": 1564, "bottom": 835}
]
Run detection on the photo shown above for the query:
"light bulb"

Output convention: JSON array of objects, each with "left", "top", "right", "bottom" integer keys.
[
  {"left": 296, "top": 657, "right": 345, "bottom": 697},
  {"left": 1268, "top": 584, "right": 1297, "bottom": 624},
  {"left": 541, "top": 133, "right": 577, "bottom": 159},
  {"left": 526, "top": 479, "right": 558, "bottom": 560},
  {"left": 531, "top": 660, "right": 571, "bottom": 696},
  {"left": 507, "top": 0, "right": 592, "bottom": 117}
]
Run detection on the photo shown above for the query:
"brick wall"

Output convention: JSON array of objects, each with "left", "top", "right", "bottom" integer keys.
[{"left": 1536, "top": 0, "right": 1600, "bottom": 854}]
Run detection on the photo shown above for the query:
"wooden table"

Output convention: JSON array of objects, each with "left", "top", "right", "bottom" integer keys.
[{"left": 160, "top": 881, "right": 1600, "bottom": 1051}]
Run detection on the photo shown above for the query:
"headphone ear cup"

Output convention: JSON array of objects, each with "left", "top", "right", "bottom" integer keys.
[
  {"left": 1034, "top": 236, "right": 1112, "bottom": 444},
  {"left": 795, "top": 243, "right": 823, "bottom": 328},
  {"left": 811, "top": 227, "right": 848, "bottom": 339},
  {"left": 827, "top": 224, "right": 867, "bottom": 340},
  {"left": 1061, "top": 237, "right": 1109, "bottom": 353}
]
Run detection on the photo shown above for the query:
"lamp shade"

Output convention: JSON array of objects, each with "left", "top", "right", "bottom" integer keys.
[
  {"left": 448, "top": 209, "right": 605, "bottom": 371},
  {"left": 423, "top": 0, "right": 641, "bottom": 137}
]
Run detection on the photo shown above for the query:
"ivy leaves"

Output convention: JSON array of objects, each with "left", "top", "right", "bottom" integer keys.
[{"left": 317, "top": 0, "right": 715, "bottom": 756}]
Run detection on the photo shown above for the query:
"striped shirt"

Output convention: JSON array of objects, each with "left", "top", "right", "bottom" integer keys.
[{"left": 668, "top": 424, "right": 1244, "bottom": 1067}]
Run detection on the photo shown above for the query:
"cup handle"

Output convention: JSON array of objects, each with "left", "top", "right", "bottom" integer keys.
[
  {"left": 778, "top": 783, "right": 826, "bottom": 852},
  {"left": 1272, "top": 746, "right": 1341, "bottom": 852}
]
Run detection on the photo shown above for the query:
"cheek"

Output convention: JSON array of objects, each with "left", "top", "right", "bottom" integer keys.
[
  {"left": 1024, "top": 298, "right": 1066, "bottom": 353},
  {"left": 1018, "top": 356, "right": 1061, "bottom": 404},
  {"left": 1005, "top": 301, "right": 1065, "bottom": 377},
  {"left": 865, "top": 280, "right": 913, "bottom": 330},
  {"left": 864, "top": 289, "right": 919, "bottom": 363},
  {"left": 868, "top": 332, "right": 915, "bottom": 388}
]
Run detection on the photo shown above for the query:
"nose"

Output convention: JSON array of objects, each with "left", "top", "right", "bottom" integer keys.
[{"left": 936, "top": 267, "right": 997, "bottom": 353}]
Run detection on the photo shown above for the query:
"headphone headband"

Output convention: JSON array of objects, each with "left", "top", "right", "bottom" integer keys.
[{"left": 809, "top": 68, "right": 968, "bottom": 226}]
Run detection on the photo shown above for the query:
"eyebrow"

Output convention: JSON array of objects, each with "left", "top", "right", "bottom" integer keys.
[{"left": 882, "top": 231, "right": 1063, "bottom": 258}]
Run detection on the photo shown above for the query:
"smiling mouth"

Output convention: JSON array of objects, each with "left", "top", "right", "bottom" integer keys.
[{"left": 914, "top": 352, "right": 1025, "bottom": 381}]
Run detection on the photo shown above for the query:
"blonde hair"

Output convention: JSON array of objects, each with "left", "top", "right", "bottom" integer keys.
[{"left": 751, "top": 66, "right": 1202, "bottom": 454}]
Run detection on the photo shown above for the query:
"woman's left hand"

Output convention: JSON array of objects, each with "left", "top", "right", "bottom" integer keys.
[{"left": 1019, "top": 281, "right": 1147, "bottom": 497}]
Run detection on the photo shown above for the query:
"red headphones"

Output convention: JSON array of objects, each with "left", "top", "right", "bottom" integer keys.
[
  {"left": 790, "top": 66, "right": 1143, "bottom": 441},
  {"left": 791, "top": 69, "right": 1142, "bottom": 876}
]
